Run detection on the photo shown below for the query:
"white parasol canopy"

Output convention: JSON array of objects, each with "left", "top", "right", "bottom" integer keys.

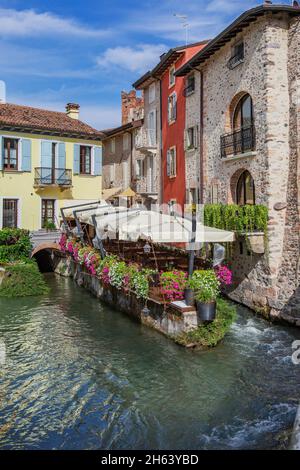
[{"left": 93, "top": 209, "right": 235, "bottom": 244}]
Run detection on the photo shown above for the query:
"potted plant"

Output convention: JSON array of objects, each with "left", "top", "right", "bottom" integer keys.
[{"left": 190, "top": 270, "right": 220, "bottom": 322}]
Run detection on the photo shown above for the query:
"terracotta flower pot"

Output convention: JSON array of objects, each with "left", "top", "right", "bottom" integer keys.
[{"left": 196, "top": 300, "right": 216, "bottom": 322}]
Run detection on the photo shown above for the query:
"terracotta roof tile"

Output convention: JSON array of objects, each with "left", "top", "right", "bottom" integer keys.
[{"left": 0, "top": 103, "right": 104, "bottom": 139}]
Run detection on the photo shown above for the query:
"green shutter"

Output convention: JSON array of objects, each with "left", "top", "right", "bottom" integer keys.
[
  {"left": 74, "top": 144, "right": 80, "bottom": 174},
  {"left": 21, "top": 139, "right": 32, "bottom": 172}
]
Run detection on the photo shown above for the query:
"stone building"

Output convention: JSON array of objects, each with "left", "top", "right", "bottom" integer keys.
[
  {"left": 176, "top": 3, "right": 300, "bottom": 323},
  {"left": 133, "top": 74, "right": 161, "bottom": 206}
]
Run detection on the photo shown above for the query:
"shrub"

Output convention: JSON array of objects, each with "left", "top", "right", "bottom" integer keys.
[
  {"left": 0, "top": 260, "right": 49, "bottom": 297},
  {"left": 160, "top": 270, "right": 187, "bottom": 302},
  {"left": 0, "top": 228, "right": 32, "bottom": 263},
  {"left": 204, "top": 204, "right": 268, "bottom": 235},
  {"left": 188, "top": 269, "right": 220, "bottom": 303},
  {"left": 176, "top": 298, "right": 237, "bottom": 348}
]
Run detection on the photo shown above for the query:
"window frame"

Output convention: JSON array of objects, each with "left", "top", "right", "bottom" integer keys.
[
  {"left": 168, "top": 92, "right": 177, "bottom": 124},
  {"left": 167, "top": 146, "right": 176, "bottom": 178},
  {"left": 3, "top": 137, "right": 19, "bottom": 171},
  {"left": 41, "top": 199, "right": 56, "bottom": 228},
  {"left": 79, "top": 145, "right": 92, "bottom": 175},
  {"left": 233, "top": 94, "right": 253, "bottom": 131},
  {"left": 149, "top": 83, "right": 156, "bottom": 103},
  {"left": 111, "top": 138, "right": 115, "bottom": 153},
  {"left": 236, "top": 170, "right": 255, "bottom": 205},
  {"left": 135, "top": 159, "right": 144, "bottom": 179},
  {"left": 185, "top": 73, "right": 195, "bottom": 96},
  {"left": 2, "top": 198, "right": 18, "bottom": 228},
  {"left": 169, "top": 65, "right": 176, "bottom": 88}
]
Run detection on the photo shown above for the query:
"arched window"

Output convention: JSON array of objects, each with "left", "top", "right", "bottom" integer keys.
[
  {"left": 236, "top": 170, "right": 255, "bottom": 205},
  {"left": 233, "top": 94, "right": 253, "bottom": 130}
]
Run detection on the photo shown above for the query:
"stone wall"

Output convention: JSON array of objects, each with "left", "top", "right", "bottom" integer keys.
[
  {"left": 54, "top": 254, "right": 198, "bottom": 337},
  {"left": 200, "top": 12, "right": 300, "bottom": 323},
  {"left": 185, "top": 71, "right": 201, "bottom": 203},
  {"left": 121, "top": 90, "right": 144, "bottom": 124}
]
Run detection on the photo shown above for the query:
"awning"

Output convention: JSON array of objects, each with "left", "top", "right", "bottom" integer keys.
[
  {"left": 93, "top": 210, "right": 235, "bottom": 244},
  {"left": 102, "top": 187, "right": 122, "bottom": 200},
  {"left": 60, "top": 199, "right": 101, "bottom": 218},
  {"left": 118, "top": 187, "right": 136, "bottom": 198}
]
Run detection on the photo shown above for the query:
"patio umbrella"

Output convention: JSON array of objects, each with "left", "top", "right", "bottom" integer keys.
[{"left": 93, "top": 210, "right": 235, "bottom": 244}]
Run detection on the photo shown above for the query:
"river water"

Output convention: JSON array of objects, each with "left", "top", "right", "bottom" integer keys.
[{"left": 0, "top": 274, "right": 300, "bottom": 450}]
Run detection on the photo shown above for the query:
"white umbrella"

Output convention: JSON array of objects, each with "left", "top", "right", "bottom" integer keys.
[{"left": 94, "top": 210, "right": 235, "bottom": 243}]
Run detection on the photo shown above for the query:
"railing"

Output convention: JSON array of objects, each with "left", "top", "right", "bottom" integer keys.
[
  {"left": 220, "top": 125, "right": 255, "bottom": 158},
  {"left": 227, "top": 49, "right": 244, "bottom": 69},
  {"left": 34, "top": 168, "right": 72, "bottom": 187},
  {"left": 135, "top": 128, "right": 156, "bottom": 149}
]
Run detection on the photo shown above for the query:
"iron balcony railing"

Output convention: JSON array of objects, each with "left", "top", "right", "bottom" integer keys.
[
  {"left": 34, "top": 167, "right": 72, "bottom": 187},
  {"left": 220, "top": 125, "right": 256, "bottom": 158},
  {"left": 135, "top": 128, "right": 157, "bottom": 149}
]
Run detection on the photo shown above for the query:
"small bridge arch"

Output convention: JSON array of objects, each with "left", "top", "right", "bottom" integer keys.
[{"left": 31, "top": 242, "right": 60, "bottom": 272}]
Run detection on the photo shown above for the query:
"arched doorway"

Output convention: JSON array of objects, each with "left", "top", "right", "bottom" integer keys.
[{"left": 236, "top": 170, "right": 255, "bottom": 205}]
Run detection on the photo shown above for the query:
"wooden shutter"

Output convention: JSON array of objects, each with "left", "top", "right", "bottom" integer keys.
[
  {"left": 194, "top": 125, "right": 198, "bottom": 149},
  {"left": 167, "top": 150, "right": 170, "bottom": 176},
  {"left": 58, "top": 142, "right": 66, "bottom": 169},
  {"left": 94, "top": 146, "right": 102, "bottom": 176},
  {"left": 41, "top": 141, "right": 52, "bottom": 168},
  {"left": 21, "top": 139, "right": 31, "bottom": 172},
  {"left": 73, "top": 144, "right": 80, "bottom": 174}
]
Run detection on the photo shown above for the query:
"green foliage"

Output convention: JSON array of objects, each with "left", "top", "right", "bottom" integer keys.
[
  {"left": 0, "top": 260, "right": 49, "bottom": 297},
  {"left": 130, "top": 270, "right": 150, "bottom": 299},
  {"left": 43, "top": 221, "right": 57, "bottom": 231},
  {"left": 188, "top": 269, "right": 220, "bottom": 303},
  {"left": 204, "top": 204, "right": 268, "bottom": 235},
  {"left": 0, "top": 228, "right": 32, "bottom": 263},
  {"left": 176, "top": 298, "right": 237, "bottom": 348}
]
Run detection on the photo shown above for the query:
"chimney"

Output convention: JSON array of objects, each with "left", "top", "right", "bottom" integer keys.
[
  {"left": 66, "top": 102, "right": 80, "bottom": 119},
  {"left": 0, "top": 81, "right": 6, "bottom": 104},
  {"left": 121, "top": 90, "right": 144, "bottom": 124}
]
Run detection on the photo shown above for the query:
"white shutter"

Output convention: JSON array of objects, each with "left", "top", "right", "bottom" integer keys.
[
  {"left": 167, "top": 150, "right": 170, "bottom": 176},
  {"left": 173, "top": 148, "right": 177, "bottom": 176}
]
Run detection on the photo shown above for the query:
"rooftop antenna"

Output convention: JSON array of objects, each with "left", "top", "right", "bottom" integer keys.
[{"left": 173, "top": 13, "right": 189, "bottom": 46}]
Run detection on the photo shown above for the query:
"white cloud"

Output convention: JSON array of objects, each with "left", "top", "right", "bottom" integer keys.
[
  {"left": 96, "top": 44, "right": 167, "bottom": 74},
  {"left": 206, "top": 0, "right": 258, "bottom": 14},
  {"left": 0, "top": 8, "right": 110, "bottom": 38}
]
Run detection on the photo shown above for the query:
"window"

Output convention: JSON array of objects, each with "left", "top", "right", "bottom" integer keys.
[
  {"left": 168, "top": 93, "right": 177, "bottom": 123},
  {"left": 233, "top": 94, "right": 253, "bottom": 130},
  {"left": 111, "top": 138, "right": 115, "bottom": 153},
  {"left": 42, "top": 199, "right": 55, "bottom": 227},
  {"left": 122, "top": 160, "right": 129, "bottom": 188},
  {"left": 228, "top": 41, "right": 244, "bottom": 69},
  {"left": 167, "top": 147, "right": 176, "bottom": 177},
  {"left": 3, "top": 138, "right": 18, "bottom": 170},
  {"left": 210, "top": 183, "right": 219, "bottom": 204},
  {"left": 149, "top": 83, "right": 156, "bottom": 103},
  {"left": 123, "top": 133, "right": 129, "bottom": 150},
  {"left": 109, "top": 163, "right": 115, "bottom": 183},
  {"left": 3, "top": 199, "right": 18, "bottom": 228},
  {"left": 169, "top": 65, "right": 176, "bottom": 87},
  {"left": 184, "top": 74, "right": 195, "bottom": 96},
  {"left": 80, "top": 146, "right": 91, "bottom": 174},
  {"left": 186, "top": 126, "right": 198, "bottom": 149},
  {"left": 136, "top": 159, "right": 144, "bottom": 179},
  {"left": 236, "top": 170, "right": 255, "bottom": 205}
]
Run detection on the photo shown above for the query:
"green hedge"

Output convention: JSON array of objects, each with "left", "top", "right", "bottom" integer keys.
[
  {"left": 0, "top": 228, "right": 32, "bottom": 263},
  {"left": 204, "top": 204, "right": 268, "bottom": 235},
  {"left": 0, "top": 260, "right": 49, "bottom": 297}
]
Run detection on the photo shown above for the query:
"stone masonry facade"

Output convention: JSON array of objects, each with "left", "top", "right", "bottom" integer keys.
[{"left": 197, "top": 12, "right": 300, "bottom": 324}]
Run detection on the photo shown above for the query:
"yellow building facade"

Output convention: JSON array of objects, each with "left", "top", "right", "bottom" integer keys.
[{"left": 0, "top": 103, "right": 103, "bottom": 231}]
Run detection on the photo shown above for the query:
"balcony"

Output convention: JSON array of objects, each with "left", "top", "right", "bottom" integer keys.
[
  {"left": 135, "top": 128, "right": 156, "bottom": 152},
  {"left": 220, "top": 125, "right": 255, "bottom": 159},
  {"left": 34, "top": 168, "right": 72, "bottom": 188}
]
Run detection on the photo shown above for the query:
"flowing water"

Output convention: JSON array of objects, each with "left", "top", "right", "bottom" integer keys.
[{"left": 0, "top": 274, "right": 300, "bottom": 450}]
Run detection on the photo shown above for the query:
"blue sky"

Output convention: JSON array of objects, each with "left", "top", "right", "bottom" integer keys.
[{"left": 0, "top": 0, "right": 289, "bottom": 129}]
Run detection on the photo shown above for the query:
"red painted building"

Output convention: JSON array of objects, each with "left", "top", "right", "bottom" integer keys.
[{"left": 154, "top": 42, "right": 207, "bottom": 210}]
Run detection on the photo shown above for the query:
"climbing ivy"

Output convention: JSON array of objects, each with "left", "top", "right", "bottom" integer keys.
[{"left": 204, "top": 204, "right": 268, "bottom": 235}]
